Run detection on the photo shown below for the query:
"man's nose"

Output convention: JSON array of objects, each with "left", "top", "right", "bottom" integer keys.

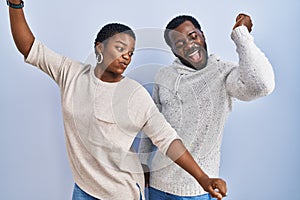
[
  {"left": 187, "top": 40, "right": 194, "bottom": 48},
  {"left": 186, "top": 37, "right": 195, "bottom": 48}
]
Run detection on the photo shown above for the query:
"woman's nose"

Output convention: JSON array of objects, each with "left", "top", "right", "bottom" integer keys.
[{"left": 122, "top": 52, "right": 130, "bottom": 60}]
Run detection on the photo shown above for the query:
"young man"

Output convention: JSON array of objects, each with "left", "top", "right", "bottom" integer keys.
[
  {"left": 139, "top": 13, "right": 275, "bottom": 199},
  {"left": 7, "top": 1, "right": 227, "bottom": 199}
]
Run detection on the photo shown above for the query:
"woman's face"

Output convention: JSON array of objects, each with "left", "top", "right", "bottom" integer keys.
[{"left": 96, "top": 32, "right": 135, "bottom": 77}]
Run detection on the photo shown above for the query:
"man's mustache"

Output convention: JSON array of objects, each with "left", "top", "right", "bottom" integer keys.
[{"left": 185, "top": 44, "right": 203, "bottom": 56}]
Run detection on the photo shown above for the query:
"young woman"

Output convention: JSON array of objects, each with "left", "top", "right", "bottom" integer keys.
[{"left": 7, "top": 1, "right": 227, "bottom": 199}]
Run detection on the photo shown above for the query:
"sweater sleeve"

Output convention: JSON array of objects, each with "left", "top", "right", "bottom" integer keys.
[
  {"left": 124, "top": 79, "right": 181, "bottom": 157},
  {"left": 225, "top": 26, "right": 275, "bottom": 101},
  {"left": 137, "top": 132, "right": 155, "bottom": 166},
  {"left": 137, "top": 83, "right": 162, "bottom": 165},
  {"left": 133, "top": 86, "right": 181, "bottom": 156},
  {"left": 142, "top": 105, "right": 181, "bottom": 155},
  {"left": 25, "top": 39, "right": 77, "bottom": 89}
]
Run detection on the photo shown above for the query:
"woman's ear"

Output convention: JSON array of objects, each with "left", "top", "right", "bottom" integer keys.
[{"left": 95, "top": 42, "right": 104, "bottom": 54}]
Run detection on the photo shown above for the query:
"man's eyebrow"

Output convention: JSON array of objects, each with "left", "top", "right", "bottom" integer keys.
[{"left": 188, "top": 31, "right": 197, "bottom": 36}]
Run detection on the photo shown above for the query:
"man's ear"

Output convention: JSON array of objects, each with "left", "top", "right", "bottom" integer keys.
[
  {"left": 171, "top": 48, "right": 180, "bottom": 59},
  {"left": 198, "top": 30, "right": 206, "bottom": 41}
]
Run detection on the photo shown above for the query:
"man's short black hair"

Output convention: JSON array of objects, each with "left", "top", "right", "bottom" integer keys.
[
  {"left": 164, "top": 15, "right": 202, "bottom": 47},
  {"left": 94, "top": 23, "right": 136, "bottom": 47}
]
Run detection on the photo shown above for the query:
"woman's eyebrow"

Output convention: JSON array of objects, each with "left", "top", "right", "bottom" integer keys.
[{"left": 115, "top": 40, "right": 127, "bottom": 46}]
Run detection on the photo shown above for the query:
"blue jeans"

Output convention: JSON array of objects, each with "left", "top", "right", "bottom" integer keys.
[
  {"left": 72, "top": 184, "right": 99, "bottom": 200},
  {"left": 72, "top": 183, "right": 143, "bottom": 200},
  {"left": 148, "top": 187, "right": 212, "bottom": 200}
]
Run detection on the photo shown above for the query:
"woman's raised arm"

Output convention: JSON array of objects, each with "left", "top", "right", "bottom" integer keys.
[{"left": 8, "top": 0, "right": 35, "bottom": 58}]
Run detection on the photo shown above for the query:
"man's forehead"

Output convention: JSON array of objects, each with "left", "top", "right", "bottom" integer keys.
[
  {"left": 169, "top": 29, "right": 198, "bottom": 40},
  {"left": 169, "top": 21, "right": 199, "bottom": 39}
]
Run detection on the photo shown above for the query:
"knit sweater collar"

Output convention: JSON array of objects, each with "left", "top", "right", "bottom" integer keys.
[
  {"left": 171, "top": 54, "right": 220, "bottom": 102},
  {"left": 172, "top": 54, "right": 220, "bottom": 75}
]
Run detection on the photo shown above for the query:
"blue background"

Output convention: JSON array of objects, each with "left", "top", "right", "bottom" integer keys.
[{"left": 1, "top": 0, "right": 299, "bottom": 199}]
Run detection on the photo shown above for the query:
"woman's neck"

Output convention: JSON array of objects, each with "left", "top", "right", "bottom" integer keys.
[{"left": 94, "top": 66, "right": 123, "bottom": 82}]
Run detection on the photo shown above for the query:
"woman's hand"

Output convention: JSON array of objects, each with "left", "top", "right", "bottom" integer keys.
[
  {"left": 198, "top": 176, "right": 227, "bottom": 200},
  {"left": 8, "top": 0, "right": 23, "bottom": 4}
]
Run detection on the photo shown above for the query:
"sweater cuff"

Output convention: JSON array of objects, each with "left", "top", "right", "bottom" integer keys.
[
  {"left": 231, "top": 25, "right": 253, "bottom": 45},
  {"left": 24, "top": 39, "right": 44, "bottom": 67}
]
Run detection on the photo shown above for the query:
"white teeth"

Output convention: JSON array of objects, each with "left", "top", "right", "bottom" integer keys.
[{"left": 188, "top": 50, "right": 199, "bottom": 57}]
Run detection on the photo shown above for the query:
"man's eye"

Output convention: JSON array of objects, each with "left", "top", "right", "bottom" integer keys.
[
  {"left": 191, "top": 34, "right": 198, "bottom": 40},
  {"left": 175, "top": 42, "right": 184, "bottom": 49}
]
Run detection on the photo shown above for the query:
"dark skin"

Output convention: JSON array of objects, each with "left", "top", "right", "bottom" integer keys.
[
  {"left": 94, "top": 33, "right": 135, "bottom": 82},
  {"left": 8, "top": 0, "right": 35, "bottom": 58},
  {"left": 8, "top": 2, "right": 227, "bottom": 199},
  {"left": 233, "top": 13, "right": 253, "bottom": 32},
  {"left": 169, "top": 20, "right": 208, "bottom": 70},
  {"left": 169, "top": 13, "right": 253, "bottom": 70}
]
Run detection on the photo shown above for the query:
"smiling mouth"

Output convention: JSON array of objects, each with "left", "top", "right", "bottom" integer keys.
[{"left": 187, "top": 49, "right": 202, "bottom": 62}]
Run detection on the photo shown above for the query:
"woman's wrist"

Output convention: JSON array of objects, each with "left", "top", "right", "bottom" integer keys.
[
  {"left": 6, "top": 0, "right": 24, "bottom": 9},
  {"left": 197, "top": 174, "right": 210, "bottom": 189}
]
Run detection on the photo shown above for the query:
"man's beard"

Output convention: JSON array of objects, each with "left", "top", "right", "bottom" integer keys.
[{"left": 176, "top": 44, "right": 208, "bottom": 71}]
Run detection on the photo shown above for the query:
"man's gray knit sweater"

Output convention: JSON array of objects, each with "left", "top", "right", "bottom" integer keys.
[{"left": 139, "top": 26, "right": 275, "bottom": 196}]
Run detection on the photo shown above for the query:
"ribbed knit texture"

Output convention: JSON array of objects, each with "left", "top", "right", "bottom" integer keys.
[
  {"left": 25, "top": 39, "right": 181, "bottom": 200},
  {"left": 138, "top": 26, "right": 275, "bottom": 196}
]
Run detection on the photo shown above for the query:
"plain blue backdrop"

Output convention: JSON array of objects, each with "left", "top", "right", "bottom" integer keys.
[{"left": 1, "top": 0, "right": 299, "bottom": 199}]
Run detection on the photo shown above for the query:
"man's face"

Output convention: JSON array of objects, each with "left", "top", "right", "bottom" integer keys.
[{"left": 169, "top": 21, "right": 208, "bottom": 70}]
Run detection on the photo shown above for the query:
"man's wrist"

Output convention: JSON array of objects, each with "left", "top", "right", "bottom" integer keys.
[{"left": 6, "top": 0, "right": 24, "bottom": 9}]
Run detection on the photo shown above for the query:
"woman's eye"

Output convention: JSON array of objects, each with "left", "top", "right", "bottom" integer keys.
[{"left": 116, "top": 47, "right": 124, "bottom": 52}]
